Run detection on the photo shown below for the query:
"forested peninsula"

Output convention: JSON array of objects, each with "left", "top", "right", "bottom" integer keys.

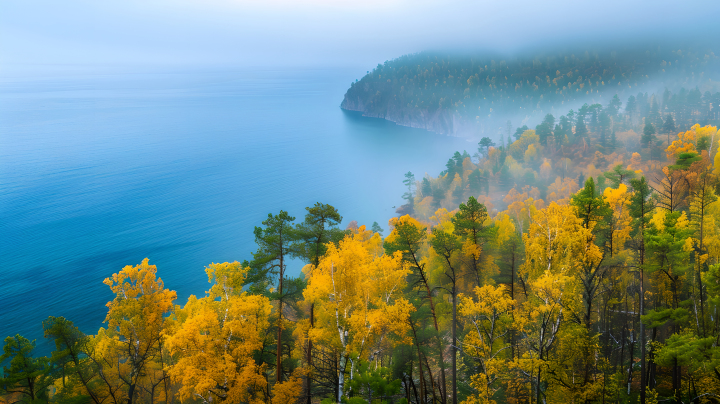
[
  {"left": 341, "top": 47, "right": 719, "bottom": 136},
  {"left": 7, "top": 53, "right": 720, "bottom": 404}
]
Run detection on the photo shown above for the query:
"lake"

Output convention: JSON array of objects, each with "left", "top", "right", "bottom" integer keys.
[{"left": 0, "top": 66, "right": 474, "bottom": 354}]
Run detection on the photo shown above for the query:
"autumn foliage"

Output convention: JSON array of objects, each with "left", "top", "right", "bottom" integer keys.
[{"left": 5, "top": 99, "right": 720, "bottom": 404}]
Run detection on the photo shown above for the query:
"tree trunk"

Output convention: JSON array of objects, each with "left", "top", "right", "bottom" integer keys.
[
  {"left": 452, "top": 288, "right": 457, "bottom": 404},
  {"left": 640, "top": 238, "right": 646, "bottom": 404},
  {"left": 128, "top": 383, "right": 136, "bottom": 404},
  {"left": 338, "top": 350, "right": 347, "bottom": 402},
  {"left": 276, "top": 259, "right": 284, "bottom": 384},
  {"left": 306, "top": 302, "right": 314, "bottom": 404}
]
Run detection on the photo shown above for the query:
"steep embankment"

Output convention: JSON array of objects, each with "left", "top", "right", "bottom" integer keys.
[
  {"left": 341, "top": 92, "right": 461, "bottom": 134},
  {"left": 341, "top": 47, "right": 719, "bottom": 136}
]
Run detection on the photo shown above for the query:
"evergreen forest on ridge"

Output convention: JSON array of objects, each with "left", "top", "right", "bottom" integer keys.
[{"left": 341, "top": 46, "right": 720, "bottom": 136}]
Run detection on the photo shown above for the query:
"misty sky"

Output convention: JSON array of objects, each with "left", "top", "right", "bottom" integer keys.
[{"left": 2, "top": 0, "right": 720, "bottom": 71}]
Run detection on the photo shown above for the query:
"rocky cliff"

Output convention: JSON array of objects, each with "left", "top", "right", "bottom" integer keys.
[{"left": 341, "top": 93, "right": 470, "bottom": 136}]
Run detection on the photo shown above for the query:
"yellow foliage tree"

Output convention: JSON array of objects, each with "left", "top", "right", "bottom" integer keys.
[
  {"left": 101, "top": 259, "right": 177, "bottom": 404},
  {"left": 459, "top": 285, "right": 515, "bottom": 404},
  {"left": 165, "top": 262, "right": 271, "bottom": 404},
  {"left": 303, "top": 226, "right": 414, "bottom": 402},
  {"left": 666, "top": 125, "right": 698, "bottom": 161},
  {"left": 603, "top": 184, "right": 632, "bottom": 257}
]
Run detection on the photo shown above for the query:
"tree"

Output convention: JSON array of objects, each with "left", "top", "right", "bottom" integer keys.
[
  {"left": 654, "top": 166, "right": 686, "bottom": 213},
  {"left": 452, "top": 196, "right": 492, "bottom": 287},
  {"left": 643, "top": 209, "right": 693, "bottom": 399},
  {"left": 514, "top": 271, "right": 570, "bottom": 404},
  {"left": 625, "top": 95, "right": 637, "bottom": 118},
  {"left": 536, "top": 114, "right": 555, "bottom": 145},
  {"left": 479, "top": 137, "right": 496, "bottom": 156},
  {"left": 384, "top": 215, "right": 448, "bottom": 401},
  {"left": 662, "top": 114, "right": 677, "bottom": 146},
  {"left": 628, "top": 176, "right": 654, "bottom": 404},
  {"left": 305, "top": 227, "right": 413, "bottom": 402},
  {"left": 642, "top": 121, "right": 656, "bottom": 148},
  {"left": 0, "top": 335, "right": 49, "bottom": 404},
  {"left": 346, "top": 361, "right": 402, "bottom": 404},
  {"left": 421, "top": 177, "right": 432, "bottom": 199},
  {"left": 102, "top": 259, "right": 176, "bottom": 404},
  {"left": 251, "top": 211, "right": 297, "bottom": 384},
  {"left": 429, "top": 225, "right": 462, "bottom": 404},
  {"left": 43, "top": 316, "right": 103, "bottom": 404},
  {"left": 649, "top": 98, "right": 660, "bottom": 127},
  {"left": 166, "top": 262, "right": 271, "bottom": 403},
  {"left": 590, "top": 109, "right": 599, "bottom": 133},
  {"left": 403, "top": 172, "right": 416, "bottom": 209},
  {"left": 514, "top": 125, "right": 529, "bottom": 140},
  {"left": 468, "top": 169, "right": 485, "bottom": 196},
  {"left": 575, "top": 116, "right": 588, "bottom": 140},
  {"left": 599, "top": 111, "right": 611, "bottom": 146},
  {"left": 458, "top": 285, "right": 514, "bottom": 404},
  {"left": 293, "top": 203, "right": 344, "bottom": 268},
  {"left": 688, "top": 170, "right": 717, "bottom": 337},
  {"left": 604, "top": 164, "right": 636, "bottom": 188},
  {"left": 292, "top": 203, "right": 344, "bottom": 403},
  {"left": 445, "top": 158, "right": 460, "bottom": 182},
  {"left": 570, "top": 179, "right": 611, "bottom": 329},
  {"left": 571, "top": 177, "right": 611, "bottom": 231},
  {"left": 559, "top": 115, "right": 573, "bottom": 141}
]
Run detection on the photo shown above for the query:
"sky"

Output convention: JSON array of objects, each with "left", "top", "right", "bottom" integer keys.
[{"left": 2, "top": 0, "right": 720, "bottom": 72}]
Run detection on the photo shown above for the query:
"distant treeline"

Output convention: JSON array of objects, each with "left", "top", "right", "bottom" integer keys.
[
  {"left": 399, "top": 85, "right": 720, "bottom": 218},
  {"left": 342, "top": 47, "right": 719, "bottom": 135}
]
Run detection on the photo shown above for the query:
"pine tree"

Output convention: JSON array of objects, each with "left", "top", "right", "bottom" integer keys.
[
  {"left": 662, "top": 114, "right": 677, "bottom": 146},
  {"left": 0, "top": 335, "right": 50, "bottom": 404},
  {"left": 452, "top": 196, "right": 492, "bottom": 287},
  {"left": 575, "top": 116, "right": 589, "bottom": 139},
  {"left": 402, "top": 171, "right": 416, "bottom": 210},
  {"left": 642, "top": 121, "right": 656, "bottom": 148},
  {"left": 250, "top": 211, "right": 297, "bottom": 383}
]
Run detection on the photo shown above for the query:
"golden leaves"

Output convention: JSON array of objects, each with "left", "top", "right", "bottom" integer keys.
[
  {"left": 165, "top": 262, "right": 272, "bottom": 403},
  {"left": 271, "top": 369, "right": 307, "bottom": 404},
  {"left": 603, "top": 184, "right": 632, "bottom": 256},
  {"left": 304, "top": 230, "right": 413, "bottom": 358},
  {"left": 666, "top": 126, "right": 699, "bottom": 161}
]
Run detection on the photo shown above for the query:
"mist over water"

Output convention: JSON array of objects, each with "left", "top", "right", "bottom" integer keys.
[
  {"left": 3, "top": 0, "right": 720, "bottom": 358},
  {"left": 0, "top": 67, "right": 473, "bottom": 354}
]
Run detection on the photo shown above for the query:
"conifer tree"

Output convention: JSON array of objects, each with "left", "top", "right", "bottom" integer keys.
[
  {"left": 452, "top": 196, "right": 492, "bottom": 287},
  {"left": 251, "top": 211, "right": 297, "bottom": 383},
  {"left": 575, "top": 116, "right": 589, "bottom": 139},
  {"left": 292, "top": 203, "right": 344, "bottom": 403},
  {"left": 0, "top": 335, "right": 50, "bottom": 404},
  {"left": 629, "top": 176, "right": 653, "bottom": 403},
  {"left": 642, "top": 121, "right": 656, "bottom": 147},
  {"left": 663, "top": 114, "right": 677, "bottom": 146}
]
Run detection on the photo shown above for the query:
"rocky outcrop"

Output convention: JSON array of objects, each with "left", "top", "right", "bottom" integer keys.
[{"left": 341, "top": 94, "right": 471, "bottom": 136}]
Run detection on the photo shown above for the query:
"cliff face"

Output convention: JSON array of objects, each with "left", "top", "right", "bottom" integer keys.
[{"left": 341, "top": 93, "right": 468, "bottom": 136}]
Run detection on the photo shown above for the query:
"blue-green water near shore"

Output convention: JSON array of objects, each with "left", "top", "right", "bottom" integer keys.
[{"left": 0, "top": 67, "right": 472, "bottom": 354}]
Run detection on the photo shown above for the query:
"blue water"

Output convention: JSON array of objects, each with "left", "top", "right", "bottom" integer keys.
[{"left": 0, "top": 67, "right": 472, "bottom": 354}]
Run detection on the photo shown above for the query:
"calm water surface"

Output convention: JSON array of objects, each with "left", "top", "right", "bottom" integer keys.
[{"left": 0, "top": 67, "right": 473, "bottom": 353}]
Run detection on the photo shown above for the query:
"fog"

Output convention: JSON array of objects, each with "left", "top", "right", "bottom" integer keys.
[{"left": 2, "top": 0, "right": 720, "bottom": 74}]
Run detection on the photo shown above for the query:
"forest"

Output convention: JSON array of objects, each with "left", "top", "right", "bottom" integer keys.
[
  {"left": 6, "top": 83, "right": 720, "bottom": 404},
  {"left": 341, "top": 47, "right": 719, "bottom": 136}
]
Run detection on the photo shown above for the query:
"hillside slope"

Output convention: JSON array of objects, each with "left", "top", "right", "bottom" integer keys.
[{"left": 342, "top": 47, "right": 719, "bottom": 136}]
